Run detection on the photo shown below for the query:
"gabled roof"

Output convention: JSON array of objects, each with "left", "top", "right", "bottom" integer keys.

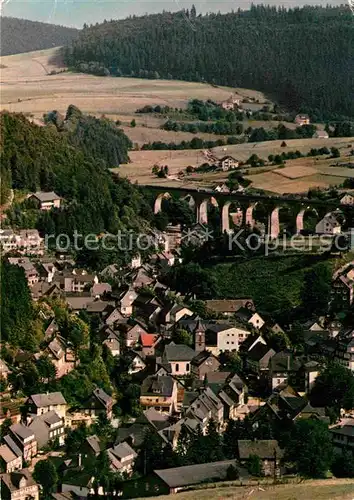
[
  {"left": 154, "top": 460, "right": 239, "bottom": 488},
  {"left": 3, "top": 435, "right": 22, "bottom": 458},
  {"left": 29, "top": 392, "right": 66, "bottom": 408},
  {"left": 205, "top": 299, "right": 254, "bottom": 314},
  {"left": 164, "top": 342, "right": 195, "bottom": 362},
  {"left": 47, "top": 337, "right": 65, "bottom": 360},
  {"left": 110, "top": 442, "right": 137, "bottom": 461},
  {"left": 191, "top": 350, "right": 219, "bottom": 367},
  {"left": 92, "top": 388, "right": 112, "bottom": 408},
  {"left": 141, "top": 375, "right": 174, "bottom": 398},
  {"left": 31, "top": 191, "right": 61, "bottom": 202},
  {"left": 0, "top": 444, "right": 17, "bottom": 463},
  {"left": 0, "top": 469, "right": 37, "bottom": 492},
  {"left": 10, "top": 423, "right": 34, "bottom": 441},
  {"left": 140, "top": 333, "right": 159, "bottom": 348},
  {"left": 247, "top": 343, "right": 274, "bottom": 362},
  {"left": 85, "top": 435, "right": 103, "bottom": 454}
]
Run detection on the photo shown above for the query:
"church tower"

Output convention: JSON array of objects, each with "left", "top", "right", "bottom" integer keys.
[{"left": 194, "top": 319, "right": 206, "bottom": 353}]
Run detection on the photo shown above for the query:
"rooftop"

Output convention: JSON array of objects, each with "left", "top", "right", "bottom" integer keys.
[
  {"left": 205, "top": 299, "right": 254, "bottom": 313},
  {"left": 154, "top": 459, "right": 240, "bottom": 488},
  {"left": 31, "top": 191, "right": 61, "bottom": 202},
  {"left": 164, "top": 342, "right": 195, "bottom": 362},
  {"left": 29, "top": 392, "right": 66, "bottom": 408}
]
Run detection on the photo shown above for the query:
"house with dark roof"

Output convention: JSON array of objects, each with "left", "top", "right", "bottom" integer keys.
[
  {"left": 0, "top": 444, "right": 22, "bottom": 473},
  {"left": 269, "top": 351, "right": 302, "bottom": 390},
  {"left": 331, "top": 273, "right": 354, "bottom": 309},
  {"left": 126, "top": 350, "right": 147, "bottom": 374},
  {"left": 82, "top": 435, "right": 103, "bottom": 457},
  {"left": 205, "top": 299, "right": 254, "bottom": 316},
  {"left": 185, "top": 386, "right": 224, "bottom": 431},
  {"left": 26, "top": 392, "right": 67, "bottom": 418},
  {"left": 83, "top": 388, "right": 113, "bottom": 419},
  {"left": 125, "top": 323, "right": 148, "bottom": 347},
  {"left": 102, "top": 328, "right": 120, "bottom": 357},
  {"left": 330, "top": 418, "right": 354, "bottom": 455},
  {"left": 28, "top": 410, "right": 65, "bottom": 448},
  {"left": 107, "top": 442, "right": 137, "bottom": 475},
  {"left": 238, "top": 439, "right": 283, "bottom": 477},
  {"left": 235, "top": 307, "right": 265, "bottom": 330},
  {"left": 162, "top": 342, "right": 196, "bottom": 376},
  {"left": 28, "top": 191, "right": 61, "bottom": 210},
  {"left": 334, "top": 328, "right": 354, "bottom": 371},
  {"left": 153, "top": 459, "right": 242, "bottom": 494},
  {"left": 0, "top": 469, "right": 39, "bottom": 500},
  {"left": 191, "top": 350, "right": 220, "bottom": 380},
  {"left": 216, "top": 373, "right": 248, "bottom": 421},
  {"left": 44, "top": 336, "right": 76, "bottom": 379},
  {"left": 252, "top": 385, "right": 322, "bottom": 426},
  {"left": 219, "top": 155, "right": 239, "bottom": 171},
  {"left": 140, "top": 375, "right": 177, "bottom": 415},
  {"left": 239, "top": 333, "right": 266, "bottom": 353},
  {"left": 244, "top": 343, "right": 276, "bottom": 375},
  {"left": 8, "top": 424, "right": 37, "bottom": 462},
  {"left": 160, "top": 304, "right": 194, "bottom": 326}
]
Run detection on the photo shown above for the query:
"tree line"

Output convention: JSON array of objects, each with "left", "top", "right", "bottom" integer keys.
[{"left": 64, "top": 5, "right": 354, "bottom": 118}]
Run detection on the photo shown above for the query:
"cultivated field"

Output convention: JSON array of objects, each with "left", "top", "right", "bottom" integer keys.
[
  {"left": 2, "top": 47, "right": 353, "bottom": 195},
  {"left": 115, "top": 137, "right": 354, "bottom": 194}
]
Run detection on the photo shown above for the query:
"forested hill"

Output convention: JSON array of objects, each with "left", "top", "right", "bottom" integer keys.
[
  {"left": 1, "top": 17, "right": 79, "bottom": 56},
  {"left": 64, "top": 5, "right": 354, "bottom": 118},
  {"left": 0, "top": 110, "right": 153, "bottom": 238}
]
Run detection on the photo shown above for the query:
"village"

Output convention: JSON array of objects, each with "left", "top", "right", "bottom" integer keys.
[
  {"left": 1, "top": 26, "right": 354, "bottom": 499},
  {"left": 0, "top": 184, "right": 354, "bottom": 499}
]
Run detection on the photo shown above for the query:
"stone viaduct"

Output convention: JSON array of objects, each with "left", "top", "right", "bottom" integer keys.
[{"left": 147, "top": 186, "right": 340, "bottom": 238}]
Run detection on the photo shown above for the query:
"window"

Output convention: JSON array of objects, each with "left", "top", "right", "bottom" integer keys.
[
  {"left": 175, "top": 363, "right": 179, "bottom": 372},
  {"left": 186, "top": 363, "right": 190, "bottom": 372},
  {"left": 226, "top": 342, "right": 229, "bottom": 345}
]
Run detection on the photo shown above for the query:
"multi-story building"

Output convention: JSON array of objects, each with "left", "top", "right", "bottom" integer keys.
[
  {"left": 26, "top": 392, "right": 67, "bottom": 419},
  {"left": 140, "top": 375, "right": 178, "bottom": 415},
  {"left": 0, "top": 469, "right": 39, "bottom": 500}
]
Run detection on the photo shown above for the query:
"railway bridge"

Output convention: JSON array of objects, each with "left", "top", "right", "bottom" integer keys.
[{"left": 145, "top": 185, "right": 341, "bottom": 238}]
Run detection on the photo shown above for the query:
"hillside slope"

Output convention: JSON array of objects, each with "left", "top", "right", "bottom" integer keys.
[
  {"left": 64, "top": 5, "right": 354, "bottom": 118},
  {"left": 0, "top": 110, "right": 152, "bottom": 236},
  {"left": 1, "top": 17, "right": 79, "bottom": 56}
]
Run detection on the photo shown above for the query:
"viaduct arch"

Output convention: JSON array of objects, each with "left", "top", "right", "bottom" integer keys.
[{"left": 151, "top": 187, "right": 337, "bottom": 237}]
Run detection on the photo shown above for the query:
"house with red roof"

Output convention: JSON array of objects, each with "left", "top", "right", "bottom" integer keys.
[{"left": 140, "top": 333, "right": 161, "bottom": 356}]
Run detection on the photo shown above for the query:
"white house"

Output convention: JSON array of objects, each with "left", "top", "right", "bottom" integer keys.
[
  {"left": 312, "top": 130, "right": 329, "bottom": 139},
  {"left": 219, "top": 156, "right": 239, "bottom": 171},
  {"left": 340, "top": 194, "right": 354, "bottom": 206},
  {"left": 315, "top": 212, "right": 342, "bottom": 235},
  {"left": 29, "top": 191, "right": 61, "bottom": 210},
  {"left": 209, "top": 325, "right": 251, "bottom": 354},
  {"left": 295, "top": 114, "right": 310, "bottom": 126}
]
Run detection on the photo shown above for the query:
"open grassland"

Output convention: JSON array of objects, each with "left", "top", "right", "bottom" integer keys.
[
  {"left": 0, "top": 47, "right": 266, "bottom": 119},
  {"left": 115, "top": 137, "right": 354, "bottom": 194},
  {"left": 137, "top": 479, "right": 354, "bottom": 500}
]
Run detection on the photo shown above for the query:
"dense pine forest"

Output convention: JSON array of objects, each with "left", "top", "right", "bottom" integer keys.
[
  {"left": 0, "top": 110, "right": 153, "bottom": 236},
  {"left": 1, "top": 17, "right": 79, "bottom": 56},
  {"left": 64, "top": 5, "right": 354, "bottom": 119}
]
